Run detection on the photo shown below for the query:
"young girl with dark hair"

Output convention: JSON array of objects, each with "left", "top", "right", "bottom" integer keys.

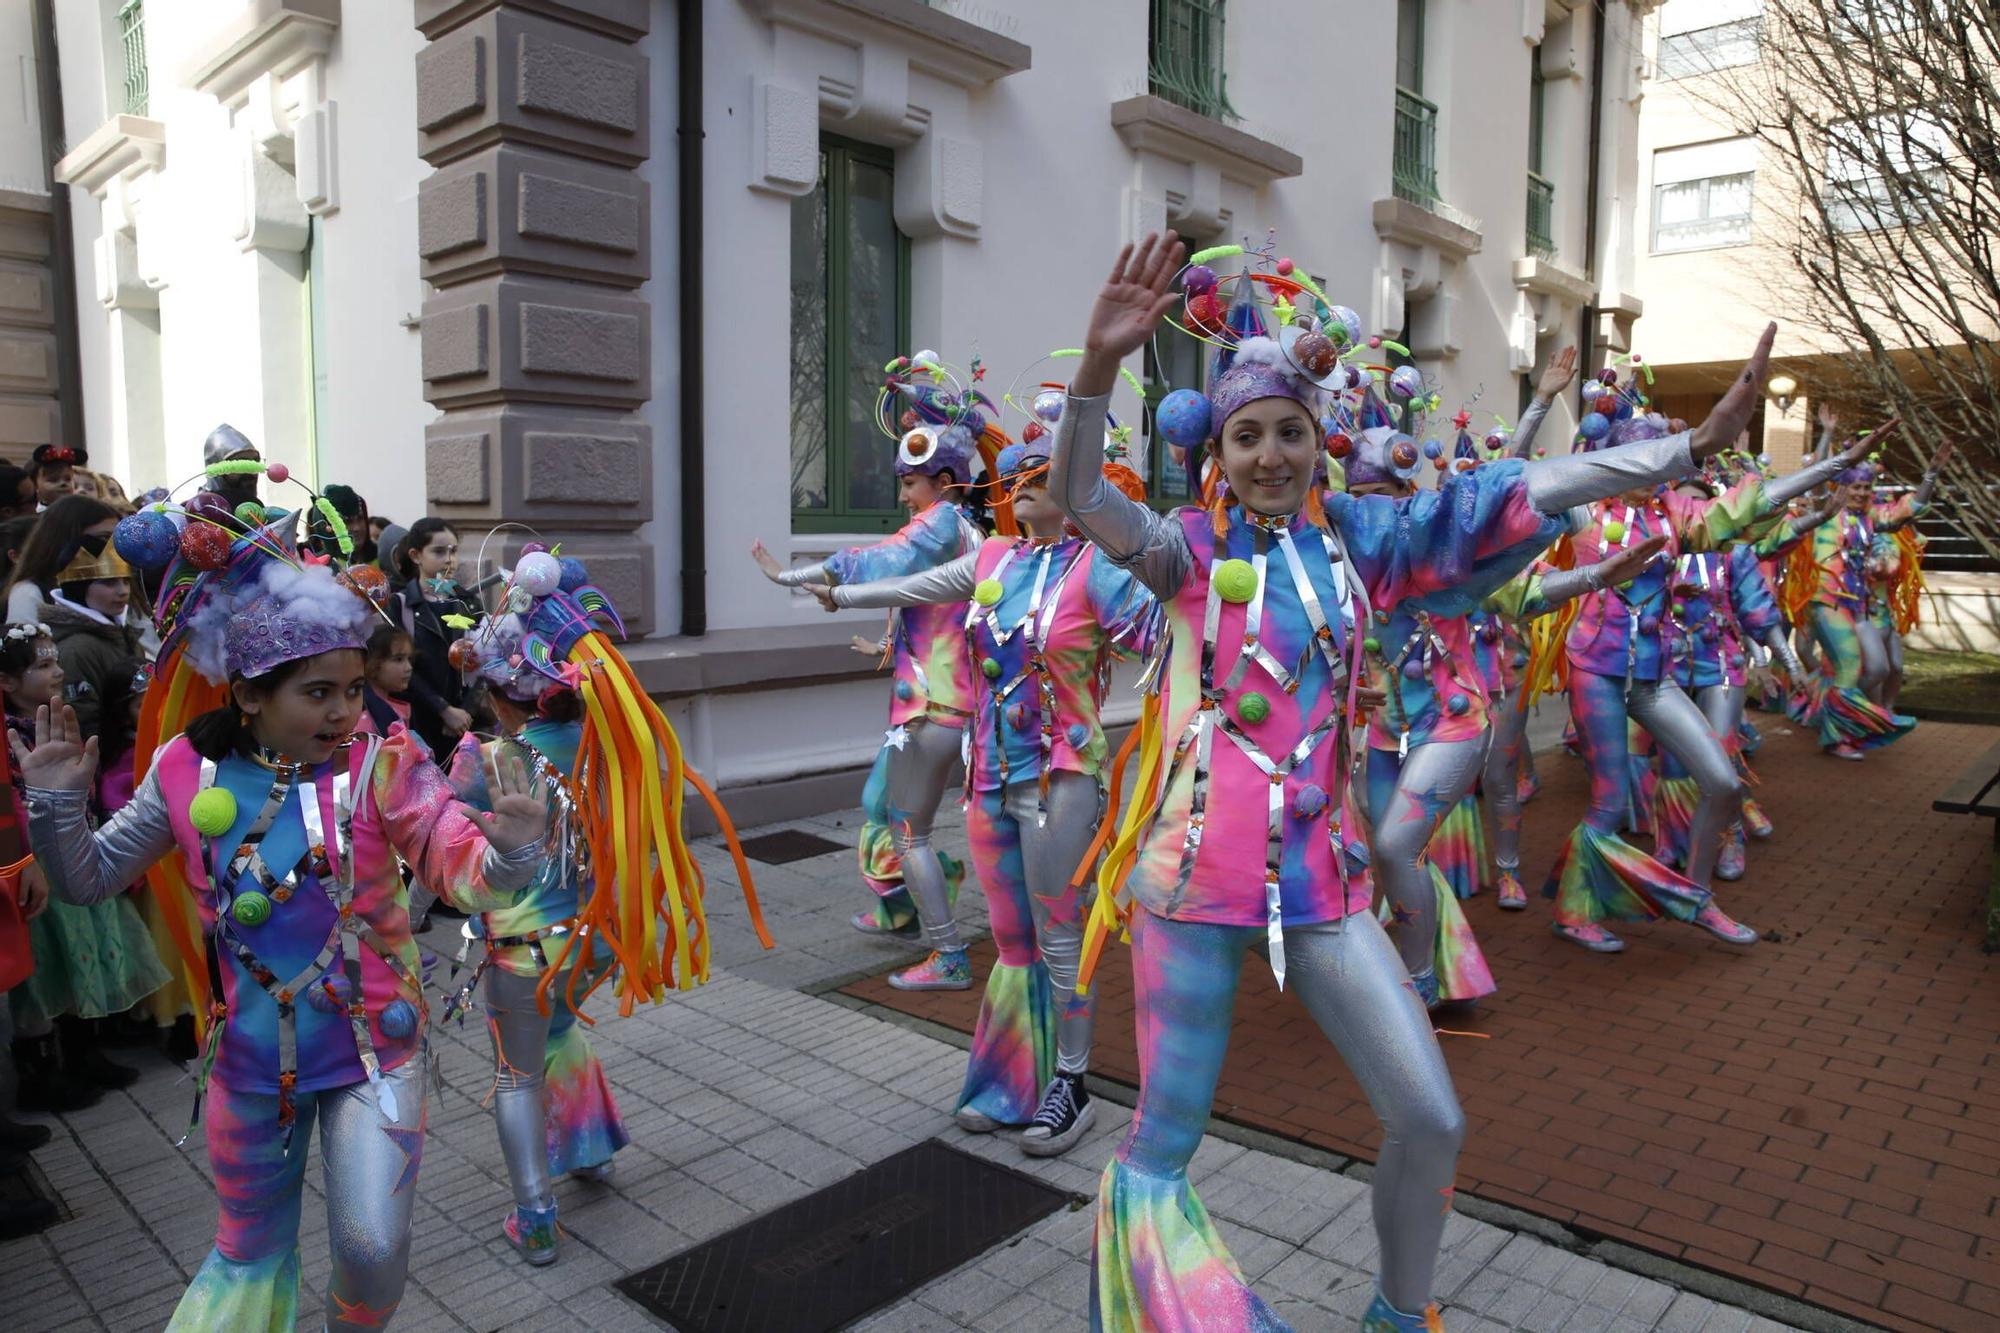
[{"left": 388, "top": 518, "right": 482, "bottom": 756}]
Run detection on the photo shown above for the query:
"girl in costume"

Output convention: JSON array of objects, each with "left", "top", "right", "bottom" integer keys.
[
  {"left": 1790, "top": 440, "right": 1946, "bottom": 758},
  {"left": 3, "top": 622, "right": 167, "bottom": 1108},
  {"left": 807, "top": 384, "right": 1158, "bottom": 1156},
  {"left": 21, "top": 482, "right": 551, "bottom": 1332},
  {"left": 1061, "top": 232, "right": 1775, "bottom": 1333},
  {"left": 1536, "top": 364, "right": 1865, "bottom": 954},
  {"left": 753, "top": 352, "right": 1005, "bottom": 989}
]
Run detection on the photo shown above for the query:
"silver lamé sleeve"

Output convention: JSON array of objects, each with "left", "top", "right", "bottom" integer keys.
[
  {"left": 26, "top": 767, "right": 177, "bottom": 906},
  {"left": 1051, "top": 390, "right": 1192, "bottom": 599}
]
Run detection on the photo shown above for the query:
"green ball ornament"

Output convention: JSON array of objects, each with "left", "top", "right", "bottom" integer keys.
[
  {"left": 234, "top": 501, "right": 266, "bottom": 526},
  {"left": 973, "top": 578, "right": 1003, "bottom": 607},
  {"left": 1213, "top": 559, "right": 1257, "bottom": 604},
  {"left": 189, "top": 788, "right": 238, "bottom": 837},
  {"left": 1237, "top": 691, "right": 1271, "bottom": 724},
  {"left": 982, "top": 657, "right": 1002, "bottom": 679},
  {"left": 231, "top": 891, "right": 272, "bottom": 927},
  {"left": 1362, "top": 636, "right": 1382, "bottom": 655},
  {"left": 1602, "top": 520, "right": 1627, "bottom": 545}
]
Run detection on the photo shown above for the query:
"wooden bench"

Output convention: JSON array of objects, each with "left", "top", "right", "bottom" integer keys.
[{"left": 1932, "top": 736, "right": 2000, "bottom": 953}]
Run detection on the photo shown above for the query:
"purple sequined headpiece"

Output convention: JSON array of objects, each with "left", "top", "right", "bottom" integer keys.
[
  {"left": 175, "top": 557, "right": 377, "bottom": 684},
  {"left": 1208, "top": 361, "right": 1310, "bottom": 435},
  {"left": 1835, "top": 462, "right": 1877, "bottom": 485}
]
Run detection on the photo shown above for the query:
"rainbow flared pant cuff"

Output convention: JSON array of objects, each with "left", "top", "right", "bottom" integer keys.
[
  {"left": 1814, "top": 685, "right": 1916, "bottom": 753},
  {"left": 1091, "top": 1155, "right": 1291, "bottom": 1333},
  {"left": 955, "top": 959, "right": 1056, "bottom": 1128},
  {"left": 1542, "top": 823, "right": 1709, "bottom": 927},
  {"left": 168, "top": 1247, "right": 301, "bottom": 1332},
  {"left": 1430, "top": 866, "right": 1496, "bottom": 1002},
  {"left": 1428, "top": 795, "right": 1487, "bottom": 901},
  {"left": 1649, "top": 772, "right": 1701, "bottom": 870},
  {"left": 543, "top": 1009, "right": 630, "bottom": 1176}
]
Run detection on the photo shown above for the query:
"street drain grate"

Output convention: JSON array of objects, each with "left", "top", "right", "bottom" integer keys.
[
  {"left": 614, "top": 1137, "right": 1076, "bottom": 1332},
  {"left": 735, "top": 828, "right": 848, "bottom": 865}
]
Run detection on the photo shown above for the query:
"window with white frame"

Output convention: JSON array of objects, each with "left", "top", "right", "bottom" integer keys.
[
  {"left": 1651, "top": 137, "right": 1756, "bottom": 252},
  {"left": 1656, "top": 0, "right": 1763, "bottom": 80},
  {"left": 1824, "top": 110, "right": 1951, "bottom": 233}
]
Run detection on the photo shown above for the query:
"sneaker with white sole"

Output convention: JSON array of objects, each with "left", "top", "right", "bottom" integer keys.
[
  {"left": 1496, "top": 871, "right": 1527, "bottom": 911},
  {"left": 954, "top": 1104, "right": 1002, "bottom": 1133},
  {"left": 1741, "top": 798, "right": 1773, "bottom": 840},
  {"left": 1716, "top": 827, "right": 1746, "bottom": 881},
  {"left": 888, "top": 948, "right": 972, "bottom": 991},
  {"left": 1019, "top": 1071, "right": 1093, "bottom": 1157},
  {"left": 851, "top": 908, "right": 921, "bottom": 941},
  {"left": 1693, "top": 902, "right": 1758, "bottom": 944},
  {"left": 504, "top": 1203, "right": 559, "bottom": 1267},
  {"left": 1552, "top": 921, "right": 1625, "bottom": 953}
]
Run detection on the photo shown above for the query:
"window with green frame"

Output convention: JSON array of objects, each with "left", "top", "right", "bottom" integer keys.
[
  {"left": 1142, "top": 326, "right": 1203, "bottom": 508},
  {"left": 789, "top": 137, "right": 913, "bottom": 533}
]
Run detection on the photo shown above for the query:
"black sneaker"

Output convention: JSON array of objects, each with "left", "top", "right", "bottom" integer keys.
[{"left": 1019, "top": 1071, "right": 1093, "bottom": 1158}]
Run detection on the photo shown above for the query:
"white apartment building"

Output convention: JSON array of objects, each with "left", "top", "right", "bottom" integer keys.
[{"left": 7, "top": 0, "right": 1655, "bottom": 818}]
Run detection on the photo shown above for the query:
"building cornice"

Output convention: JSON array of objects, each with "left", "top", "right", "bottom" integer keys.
[
  {"left": 53, "top": 116, "right": 167, "bottom": 196},
  {"left": 745, "top": 0, "right": 1030, "bottom": 86},
  {"left": 187, "top": 0, "right": 341, "bottom": 109}
]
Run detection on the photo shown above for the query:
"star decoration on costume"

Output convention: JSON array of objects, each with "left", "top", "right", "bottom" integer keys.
[
  {"left": 1273, "top": 297, "right": 1297, "bottom": 326},
  {"left": 329, "top": 1295, "right": 398, "bottom": 1328},
  {"left": 885, "top": 725, "right": 910, "bottom": 751},
  {"left": 1452, "top": 410, "right": 1472, "bottom": 431},
  {"left": 380, "top": 1123, "right": 424, "bottom": 1196},
  {"left": 1110, "top": 424, "right": 1133, "bottom": 445},
  {"left": 441, "top": 613, "right": 475, "bottom": 630},
  {"left": 970, "top": 358, "right": 986, "bottom": 382},
  {"left": 1390, "top": 903, "right": 1420, "bottom": 927}
]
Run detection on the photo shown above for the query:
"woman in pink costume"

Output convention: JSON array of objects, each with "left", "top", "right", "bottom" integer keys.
[
  {"left": 808, "top": 420, "right": 1157, "bottom": 1156},
  {"left": 1059, "top": 232, "right": 1775, "bottom": 1333},
  {"left": 21, "top": 490, "right": 547, "bottom": 1330},
  {"left": 754, "top": 353, "right": 993, "bottom": 989},
  {"left": 1538, "top": 370, "right": 1867, "bottom": 954}
]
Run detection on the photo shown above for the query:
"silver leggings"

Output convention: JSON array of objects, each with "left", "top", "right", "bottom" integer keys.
[
  {"left": 1855, "top": 619, "right": 1893, "bottom": 699},
  {"left": 1482, "top": 699, "right": 1531, "bottom": 872},
  {"left": 1882, "top": 627, "right": 1905, "bottom": 709},
  {"left": 1612, "top": 676, "right": 1739, "bottom": 888},
  {"left": 1122, "top": 909, "right": 1464, "bottom": 1313},
  {"left": 484, "top": 965, "right": 559, "bottom": 1213},
  {"left": 885, "top": 717, "right": 967, "bottom": 953},
  {"left": 1003, "top": 774, "right": 1099, "bottom": 1073},
  {"left": 1367, "top": 735, "right": 1488, "bottom": 976}
]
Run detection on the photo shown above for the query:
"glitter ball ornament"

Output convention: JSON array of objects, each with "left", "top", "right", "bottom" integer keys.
[
  {"left": 1594, "top": 395, "right": 1619, "bottom": 417},
  {"left": 520, "top": 542, "right": 549, "bottom": 556},
  {"left": 1157, "top": 389, "right": 1213, "bottom": 448},
  {"left": 1022, "top": 421, "right": 1047, "bottom": 443},
  {"left": 1181, "top": 264, "right": 1217, "bottom": 293},
  {"left": 447, "top": 639, "right": 478, "bottom": 672},
  {"left": 982, "top": 657, "right": 1002, "bottom": 680},
  {"left": 231, "top": 892, "right": 271, "bottom": 927},
  {"left": 1583, "top": 380, "right": 1605, "bottom": 399},
  {"left": 1390, "top": 438, "right": 1421, "bottom": 471},
  {"left": 1388, "top": 365, "right": 1425, "bottom": 399},
  {"left": 1325, "top": 431, "right": 1353, "bottom": 459},
  {"left": 183, "top": 491, "right": 236, "bottom": 526},
  {"left": 189, "top": 788, "right": 237, "bottom": 837},
  {"left": 1187, "top": 293, "right": 1225, "bottom": 334},
  {"left": 1292, "top": 331, "right": 1338, "bottom": 376},
  {"left": 514, "top": 551, "right": 563, "bottom": 597},
  {"left": 114, "top": 511, "right": 179, "bottom": 569},
  {"left": 180, "top": 523, "right": 234, "bottom": 571},
  {"left": 380, "top": 1000, "right": 419, "bottom": 1040},
  {"left": 1579, "top": 412, "right": 1611, "bottom": 441},
  {"left": 1328, "top": 306, "right": 1363, "bottom": 345},
  {"left": 1213, "top": 559, "right": 1258, "bottom": 603},
  {"left": 1033, "top": 390, "right": 1066, "bottom": 422},
  {"left": 558, "top": 557, "right": 589, "bottom": 592},
  {"left": 973, "top": 579, "right": 1004, "bottom": 607},
  {"left": 1237, "top": 692, "right": 1271, "bottom": 724}
]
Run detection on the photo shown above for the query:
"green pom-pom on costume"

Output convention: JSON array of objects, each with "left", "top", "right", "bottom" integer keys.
[
  {"left": 1237, "top": 692, "right": 1270, "bottom": 724},
  {"left": 1602, "top": 520, "right": 1626, "bottom": 544},
  {"left": 189, "top": 788, "right": 237, "bottom": 837},
  {"left": 973, "top": 578, "right": 1003, "bottom": 607},
  {"left": 1213, "top": 559, "right": 1257, "bottom": 604},
  {"left": 231, "top": 892, "right": 271, "bottom": 927},
  {"left": 982, "top": 658, "right": 1002, "bottom": 680},
  {"left": 234, "top": 502, "right": 266, "bottom": 526}
]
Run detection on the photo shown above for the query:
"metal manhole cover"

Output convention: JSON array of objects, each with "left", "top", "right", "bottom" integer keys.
[
  {"left": 735, "top": 829, "right": 848, "bottom": 865},
  {"left": 614, "top": 1137, "right": 1076, "bottom": 1332}
]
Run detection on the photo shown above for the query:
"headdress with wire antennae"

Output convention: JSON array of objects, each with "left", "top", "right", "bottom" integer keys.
[
  {"left": 875, "top": 348, "right": 1017, "bottom": 533},
  {"left": 1575, "top": 349, "right": 1664, "bottom": 452}
]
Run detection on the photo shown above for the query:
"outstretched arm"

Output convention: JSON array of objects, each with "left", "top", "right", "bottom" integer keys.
[
  {"left": 824, "top": 552, "right": 981, "bottom": 609},
  {"left": 19, "top": 706, "right": 173, "bottom": 904},
  {"left": 753, "top": 540, "right": 832, "bottom": 588},
  {"left": 1508, "top": 345, "right": 1578, "bottom": 459}
]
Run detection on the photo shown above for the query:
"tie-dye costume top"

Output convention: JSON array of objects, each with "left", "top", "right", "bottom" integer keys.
[
  {"left": 1365, "top": 608, "right": 1491, "bottom": 753},
  {"left": 1564, "top": 483, "right": 1768, "bottom": 683},
  {"left": 829, "top": 534, "right": 1159, "bottom": 793},
  {"left": 28, "top": 730, "right": 536, "bottom": 1094},
  {"left": 1664, "top": 547, "right": 1781, "bottom": 690},
  {"left": 1810, "top": 496, "right": 1923, "bottom": 613},
  {"left": 450, "top": 718, "right": 583, "bottom": 977},
  {"left": 1468, "top": 608, "right": 1516, "bottom": 696},
  {"left": 822, "top": 501, "right": 984, "bottom": 725}
]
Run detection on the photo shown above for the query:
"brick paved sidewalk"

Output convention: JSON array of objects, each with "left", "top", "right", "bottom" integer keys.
[
  {"left": 1, "top": 779, "right": 1832, "bottom": 1331},
  {"left": 852, "top": 717, "right": 2000, "bottom": 1333}
]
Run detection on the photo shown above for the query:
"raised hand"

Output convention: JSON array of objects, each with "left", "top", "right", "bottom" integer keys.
[
  {"left": 1075, "top": 231, "right": 1186, "bottom": 397},
  {"left": 750, "top": 540, "right": 786, "bottom": 583},
  {"left": 1691, "top": 323, "right": 1777, "bottom": 460},
  {"left": 10, "top": 705, "right": 98, "bottom": 792},
  {"left": 1537, "top": 346, "right": 1579, "bottom": 399},
  {"left": 1928, "top": 439, "right": 1955, "bottom": 474},
  {"left": 470, "top": 751, "right": 548, "bottom": 854},
  {"left": 1817, "top": 402, "right": 1839, "bottom": 433},
  {"left": 1594, "top": 533, "right": 1669, "bottom": 586}
]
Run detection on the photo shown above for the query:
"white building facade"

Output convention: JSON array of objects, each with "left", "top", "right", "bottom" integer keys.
[{"left": 23, "top": 0, "right": 1654, "bottom": 820}]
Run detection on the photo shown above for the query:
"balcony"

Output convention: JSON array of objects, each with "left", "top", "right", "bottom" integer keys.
[
  {"left": 1148, "top": 0, "right": 1236, "bottom": 122},
  {"left": 1393, "top": 87, "right": 1439, "bottom": 206},
  {"left": 1526, "top": 170, "right": 1556, "bottom": 258}
]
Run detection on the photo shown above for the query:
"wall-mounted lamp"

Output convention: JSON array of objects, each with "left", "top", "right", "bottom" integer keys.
[{"left": 1766, "top": 373, "right": 1799, "bottom": 414}]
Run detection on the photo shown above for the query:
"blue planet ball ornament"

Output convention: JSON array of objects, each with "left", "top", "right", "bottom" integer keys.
[
  {"left": 1388, "top": 365, "right": 1425, "bottom": 400},
  {"left": 1579, "top": 411, "right": 1611, "bottom": 441},
  {"left": 380, "top": 999, "right": 419, "bottom": 1040},
  {"left": 306, "top": 972, "right": 353, "bottom": 1015},
  {"left": 557, "top": 556, "right": 590, "bottom": 592},
  {"left": 114, "top": 511, "right": 180, "bottom": 569},
  {"left": 1157, "top": 389, "right": 1213, "bottom": 449},
  {"left": 1422, "top": 439, "right": 1443, "bottom": 461},
  {"left": 1032, "top": 389, "right": 1066, "bottom": 423}
]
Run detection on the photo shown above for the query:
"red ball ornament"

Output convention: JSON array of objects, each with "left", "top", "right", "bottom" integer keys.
[
  {"left": 1186, "top": 293, "right": 1225, "bottom": 333},
  {"left": 1325, "top": 431, "right": 1353, "bottom": 459},
  {"left": 1595, "top": 395, "right": 1619, "bottom": 416},
  {"left": 1022, "top": 421, "right": 1046, "bottom": 443},
  {"left": 1390, "top": 438, "right": 1420, "bottom": 470},
  {"left": 264, "top": 462, "right": 289, "bottom": 483},
  {"left": 1292, "top": 331, "right": 1338, "bottom": 376},
  {"left": 179, "top": 523, "right": 233, "bottom": 571},
  {"left": 1275, "top": 257, "right": 1295, "bottom": 276},
  {"left": 447, "top": 640, "right": 477, "bottom": 672}
]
